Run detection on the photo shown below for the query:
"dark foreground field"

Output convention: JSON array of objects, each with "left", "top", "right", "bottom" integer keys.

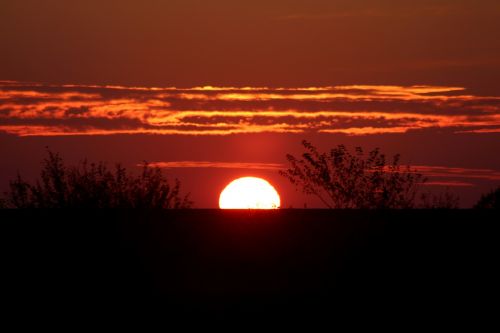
[{"left": 1, "top": 209, "right": 498, "bottom": 324}]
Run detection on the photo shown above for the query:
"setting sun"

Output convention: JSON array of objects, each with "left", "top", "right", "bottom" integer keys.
[{"left": 219, "top": 177, "right": 280, "bottom": 209}]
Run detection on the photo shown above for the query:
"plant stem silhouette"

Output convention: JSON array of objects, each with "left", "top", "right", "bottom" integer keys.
[
  {"left": 280, "top": 140, "right": 426, "bottom": 209},
  {"left": 3, "top": 150, "right": 193, "bottom": 208},
  {"left": 474, "top": 186, "right": 500, "bottom": 209}
]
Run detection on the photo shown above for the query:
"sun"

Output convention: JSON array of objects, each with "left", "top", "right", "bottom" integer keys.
[{"left": 219, "top": 177, "right": 281, "bottom": 209}]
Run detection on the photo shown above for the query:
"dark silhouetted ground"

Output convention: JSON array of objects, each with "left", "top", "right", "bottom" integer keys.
[{"left": 0, "top": 209, "right": 498, "bottom": 326}]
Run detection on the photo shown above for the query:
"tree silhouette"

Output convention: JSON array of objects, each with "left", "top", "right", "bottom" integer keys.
[
  {"left": 474, "top": 186, "right": 500, "bottom": 209},
  {"left": 280, "top": 140, "right": 426, "bottom": 209},
  {"left": 419, "top": 188, "right": 460, "bottom": 209},
  {"left": 3, "top": 150, "right": 193, "bottom": 208}
]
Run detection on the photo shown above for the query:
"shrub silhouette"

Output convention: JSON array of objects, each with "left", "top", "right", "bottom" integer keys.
[
  {"left": 3, "top": 150, "right": 193, "bottom": 208},
  {"left": 280, "top": 140, "right": 426, "bottom": 208},
  {"left": 419, "top": 189, "right": 460, "bottom": 209},
  {"left": 474, "top": 186, "right": 500, "bottom": 209}
]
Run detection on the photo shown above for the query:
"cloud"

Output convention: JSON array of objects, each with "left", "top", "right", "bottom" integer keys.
[
  {"left": 144, "top": 159, "right": 500, "bottom": 187},
  {"left": 1, "top": 81, "right": 499, "bottom": 136},
  {"left": 147, "top": 161, "right": 283, "bottom": 170},
  {"left": 423, "top": 181, "right": 474, "bottom": 187},
  {"left": 413, "top": 165, "right": 500, "bottom": 181}
]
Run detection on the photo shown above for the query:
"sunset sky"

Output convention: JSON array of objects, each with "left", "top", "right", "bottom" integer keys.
[{"left": 1, "top": 0, "right": 499, "bottom": 207}]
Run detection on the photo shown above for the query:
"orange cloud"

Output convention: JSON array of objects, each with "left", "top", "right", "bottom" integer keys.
[
  {"left": 148, "top": 161, "right": 283, "bottom": 170},
  {"left": 413, "top": 165, "right": 500, "bottom": 181},
  {"left": 1, "top": 81, "right": 499, "bottom": 136},
  {"left": 423, "top": 181, "right": 474, "bottom": 187},
  {"left": 141, "top": 159, "right": 500, "bottom": 188}
]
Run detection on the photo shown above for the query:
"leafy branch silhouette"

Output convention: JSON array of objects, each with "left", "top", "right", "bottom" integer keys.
[
  {"left": 474, "top": 186, "right": 500, "bottom": 209},
  {"left": 3, "top": 150, "right": 192, "bottom": 208},
  {"left": 280, "top": 140, "right": 427, "bottom": 209}
]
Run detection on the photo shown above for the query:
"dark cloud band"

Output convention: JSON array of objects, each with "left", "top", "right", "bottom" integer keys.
[{"left": 1, "top": 81, "right": 499, "bottom": 136}]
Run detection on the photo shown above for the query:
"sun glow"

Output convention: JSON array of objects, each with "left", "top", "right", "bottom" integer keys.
[{"left": 219, "top": 177, "right": 281, "bottom": 209}]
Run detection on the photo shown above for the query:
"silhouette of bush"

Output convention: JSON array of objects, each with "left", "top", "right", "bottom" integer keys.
[
  {"left": 419, "top": 189, "right": 460, "bottom": 209},
  {"left": 280, "top": 140, "right": 426, "bottom": 208},
  {"left": 3, "top": 150, "right": 193, "bottom": 208},
  {"left": 474, "top": 187, "right": 500, "bottom": 209}
]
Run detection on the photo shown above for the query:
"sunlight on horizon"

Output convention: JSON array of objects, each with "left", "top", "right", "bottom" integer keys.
[{"left": 219, "top": 177, "right": 281, "bottom": 209}]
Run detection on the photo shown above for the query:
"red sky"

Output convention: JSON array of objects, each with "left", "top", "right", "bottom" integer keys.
[{"left": 1, "top": 0, "right": 499, "bottom": 207}]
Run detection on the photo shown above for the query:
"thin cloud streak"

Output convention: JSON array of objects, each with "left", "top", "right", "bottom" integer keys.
[
  {"left": 148, "top": 161, "right": 283, "bottom": 170},
  {"left": 146, "top": 160, "right": 500, "bottom": 185},
  {"left": 414, "top": 165, "right": 500, "bottom": 181},
  {"left": 423, "top": 181, "right": 474, "bottom": 187},
  {"left": 1, "top": 81, "right": 500, "bottom": 136}
]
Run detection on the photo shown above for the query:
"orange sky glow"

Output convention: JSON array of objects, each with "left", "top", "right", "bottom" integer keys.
[{"left": 1, "top": 1, "right": 499, "bottom": 207}]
